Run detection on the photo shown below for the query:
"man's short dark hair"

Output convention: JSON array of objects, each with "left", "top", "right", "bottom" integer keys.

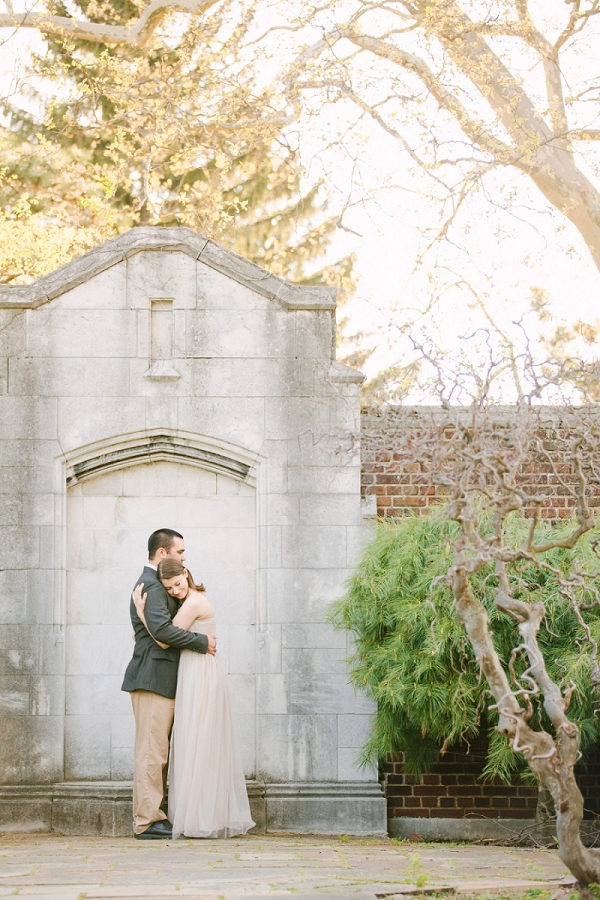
[{"left": 148, "top": 529, "right": 183, "bottom": 559}]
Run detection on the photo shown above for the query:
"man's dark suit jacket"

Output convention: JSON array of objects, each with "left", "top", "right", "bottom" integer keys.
[{"left": 121, "top": 566, "right": 208, "bottom": 699}]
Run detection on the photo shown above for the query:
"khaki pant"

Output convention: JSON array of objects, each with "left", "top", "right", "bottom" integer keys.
[{"left": 130, "top": 690, "right": 175, "bottom": 834}]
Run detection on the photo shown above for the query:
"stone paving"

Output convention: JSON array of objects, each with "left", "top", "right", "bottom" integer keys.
[{"left": 0, "top": 833, "right": 576, "bottom": 900}]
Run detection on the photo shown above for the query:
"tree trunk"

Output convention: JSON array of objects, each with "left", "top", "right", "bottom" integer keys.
[{"left": 532, "top": 783, "right": 555, "bottom": 847}]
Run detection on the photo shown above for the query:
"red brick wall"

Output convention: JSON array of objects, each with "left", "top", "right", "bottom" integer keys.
[
  {"left": 361, "top": 405, "right": 600, "bottom": 520},
  {"left": 381, "top": 740, "right": 538, "bottom": 821},
  {"left": 382, "top": 741, "right": 600, "bottom": 822}
]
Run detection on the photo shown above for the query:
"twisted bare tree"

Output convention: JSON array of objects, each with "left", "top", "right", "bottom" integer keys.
[{"left": 387, "top": 335, "right": 600, "bottom": 881}]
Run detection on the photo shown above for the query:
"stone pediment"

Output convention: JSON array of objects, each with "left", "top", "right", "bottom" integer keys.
[{"left": 0, "top": 226, "right": 337, "bottom": 311}]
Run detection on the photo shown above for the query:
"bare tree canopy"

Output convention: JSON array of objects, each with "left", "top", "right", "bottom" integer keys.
[
  {"left": 274, "top": 0, "right": 600, "bottom": 274},
  {"left": 0, "top": 0, "right": 219, "bottom": 47}
]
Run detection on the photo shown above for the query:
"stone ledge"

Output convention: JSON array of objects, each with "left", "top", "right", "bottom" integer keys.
[
  {"left": 264, "top": 781, "right": 387, "bottom": 836},
  {"left": 0, "top": 781, "right": 385, "bottom": 836},
  {"left": 0, "top": 226, "right": 336, "bottom": 311},
  {"left": 389, "top": 815, "right": 537, "bottom": 843}
]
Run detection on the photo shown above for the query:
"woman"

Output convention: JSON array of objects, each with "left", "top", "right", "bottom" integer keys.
[{"left": 133, "top": 559, "right": 255, "bottom": 839}]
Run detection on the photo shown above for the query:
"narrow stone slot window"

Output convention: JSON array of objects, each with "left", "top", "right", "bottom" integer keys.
[{"left": 144, "top": 297, "right": 180, "bottom": 380}]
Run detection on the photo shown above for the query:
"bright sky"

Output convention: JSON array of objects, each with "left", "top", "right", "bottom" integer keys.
[{"left": 257, "top": 0, "right": 600, "bottom": 401}]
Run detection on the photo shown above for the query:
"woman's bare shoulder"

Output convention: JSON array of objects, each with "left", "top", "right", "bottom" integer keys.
[
  {"left": 192, "top": 591, "right": 215, "bottom": 619},
  {"left": 178, "top": 589, "right": 212, "bottom": 614}
]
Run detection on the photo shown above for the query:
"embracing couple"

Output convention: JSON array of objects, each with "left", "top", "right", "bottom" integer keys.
[{"left": 121, "top": 528, "right": 255, "bottom": 840}]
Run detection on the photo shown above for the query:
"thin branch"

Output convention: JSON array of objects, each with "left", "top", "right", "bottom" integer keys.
[{"left": 0, "top": 0, "right": 221, "bottom": 48}]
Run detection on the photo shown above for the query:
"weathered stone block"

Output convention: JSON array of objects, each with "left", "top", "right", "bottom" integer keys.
[
  {"left": 227, "top": 628, "right": 257, "bottom": 677},
  {"left": 256, "top": 625, "right": 282, "bottom": 674},
  {"left": 111, "top": 711, "right": 135, "bottom": 749},
  {"left": 294, "top": 310, "right": 334, "bottom": 360},
  {"left": 265, "top": 525, "right": 283, "bottom": 568},
  {"left": 38, "top": 627, "right": 66, "bottom": 676},
  {"left": 143, "top": 395, "right": 181, "bottom": 431},
  {"left": 288, "top": 675, "right": 373, "bottom": 716},
  {"left": 282, "top": 624, "right": 346, "bottom": 650},
  {"left": 30, "top": 676, "right": 64, "bottom": 716},
  {"left": 0, "top": 716, "right": 63, "bottom": 784},
  {"left": 265, "top": 494, "right": 300, "bottom": 526},
  {"left": 178, "top": 397, "right": 266, "bottom": 449},
  {"left": 25, "top": 309, "right": 137, "bottom": 359},
  {"left": 346, "top": 524, "right": 371, "bottom": 566},
  {"left": 0, "top": 625, "right": 37, "bottom": 675},
  {"left": 0, "top": 527, "right": 39, "bottom": 571},
  {"left": 65, "top": 675, "right": 130, "bottom": 716},
  {"left": 0, "top": 466, "right": 34, "bottom": 494},
  {"left": 287, "top": 465, "right": 360, "bottom": 494},
  {"left": 58, "top": 397, "right": 145, "bottom": 448},
  {"left": 186, "top": 308, "right": 293, "bottom": 359},
  {"left": 64, "top": 714, "right": 112, "bottom": 780},
  {"left": 9, "top": 356, "right": 129, "bottom": 398},
  {"left": 66, "top": 625, "right": 131, "bottom": 676},
  {"left": 195, "top": 261, "right": 267, "bottom": 311},
  {"left": 204, "top": 570, "right": 255, "bottom": 625},
  {"left": 0, "top": 397, "right": 57, "bottom": 440},
  {"left": 191, "top": 358, "right": 315, "bottom": 398},
  {"left": 282, "top": 648, "right": 347, "bottom": 676},
  {"left": 257, "top": 715, "right": 337, "bottom": 782},
  {"left": 298, "top": 493, "right": 362, "bottom": 526},
  {"left": 0, "top": 786, "right": 53, "bottom": 833},
  {"left": 235, "top": 713, "right": 256, "bottom": 779},
  {"left": 0, "top": 496, "right": 21, "bottom": 526},
  {"left": 0, "top": 310, "right": 26, "bottom": 357},
  {"left": 259, "top": 441, "right": 288, "bottom": 494},
  {"left": 227, "top": 674, "right": 255, "bottom": 715},
  {"left": 291, "top": 568, "right": 350, "bottom": 624},
  {"left": 338, "top": 714, "right": 374, "bottom": 749},
  {"left": 256, "top": 674, "right": 288, "bottom": 714},
  {"left": 0, "top": 439, "right": 35, "bottom": 467},
  {"left": 51, "top": 265, "right": 127, "bottom": 310},
  {"left": 337, "top": 747, "right": 377, "bottom": 781},
  {"left": 282, "top": 525, "right": 348, "bottom": 569},
  {"left": 110, "top": 746, "right": 134, "bottom": 781},
  {"left": 265, "top": 396, "right": 330, "bottom": 441},
  {"left": 22, "top": 493, "right": 56, "bottom": 528},
  {"left": 247, "top": 781, "right": 266, "bottom": 834},
  {"left": 0, "top": 569, "right": 28, "bottom": 624},
  {"left": 126, "top": 248, "right": 197, "bottom": 310},
  {"left": 264, "top": 569, "right": 296, "bottom": 624},
  {"left": 287, "top": 430, "right": 360, "bottom": 468},
  {"left": 0, "top": 675, "right": 30, "bottom": 715},
  {"left": 51, "top": 783, "right": 134, "bottom": 836}
]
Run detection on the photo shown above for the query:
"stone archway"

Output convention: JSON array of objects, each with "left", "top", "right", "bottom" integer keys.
[{"left": 62, "top": 431, "right": 259, "bottom": 784}]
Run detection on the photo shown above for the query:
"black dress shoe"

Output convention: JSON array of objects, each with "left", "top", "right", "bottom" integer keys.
[{"left": 135, "top": 820, "right": 173, "bottom": 840}]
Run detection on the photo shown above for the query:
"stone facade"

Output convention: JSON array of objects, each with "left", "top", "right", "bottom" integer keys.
[{"left": 0, "top": 227, "right": 386, "bottom": 835}]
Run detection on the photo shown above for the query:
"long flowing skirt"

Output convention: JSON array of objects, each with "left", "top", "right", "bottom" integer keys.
[{"left": 168, "top": 644, "right": 255, "bottom": 839}]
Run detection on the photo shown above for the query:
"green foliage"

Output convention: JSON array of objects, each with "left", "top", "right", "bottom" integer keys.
[
  {"left": 0, "top": 0, "right": 351, "bottom": 292},
  {"left": 331, "top": 513, "right": 600, "bottom": 777}
]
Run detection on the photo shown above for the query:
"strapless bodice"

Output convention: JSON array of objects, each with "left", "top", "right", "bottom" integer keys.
[{"left": 190, "top": 616, "right": 216, "bottom": 636}]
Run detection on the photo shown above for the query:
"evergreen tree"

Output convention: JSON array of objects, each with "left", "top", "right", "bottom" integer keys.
[{"left": 0, "top": 0, "right": 350, "bottom": 287}]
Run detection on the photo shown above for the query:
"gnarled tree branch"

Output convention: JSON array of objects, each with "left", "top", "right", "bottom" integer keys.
[{"left": 0, "top": 0, "right": 220, "bottom": 48}]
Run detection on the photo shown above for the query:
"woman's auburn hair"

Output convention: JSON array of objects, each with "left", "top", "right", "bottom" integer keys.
[{"left": 157, "top": 558, "right": 205, "bottom": 593}]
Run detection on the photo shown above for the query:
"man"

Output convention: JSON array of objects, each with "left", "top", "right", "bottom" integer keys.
[{"left": 121, "top": 528, "right": 217, "bottom": 839}]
